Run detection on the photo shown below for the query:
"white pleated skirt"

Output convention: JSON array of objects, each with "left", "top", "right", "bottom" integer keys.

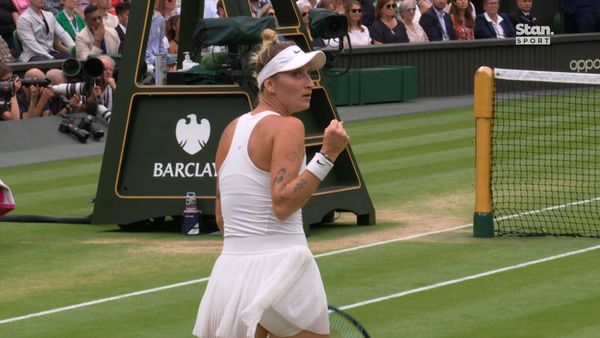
[{"left": 193, "top": 234, "right": 329, "bottom": 338}]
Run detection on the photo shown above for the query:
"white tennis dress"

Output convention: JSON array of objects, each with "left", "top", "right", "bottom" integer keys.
[{"left": 193, "top": 111, "right": 329, "bottom": 338}]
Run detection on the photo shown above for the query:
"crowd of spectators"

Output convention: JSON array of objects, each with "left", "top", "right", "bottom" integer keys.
[
  {"left": 0, "top": 0, "right": 129, "bottom": 121},
  {"left": 295, "top": 0, "right": 600, "bottom": 47}
]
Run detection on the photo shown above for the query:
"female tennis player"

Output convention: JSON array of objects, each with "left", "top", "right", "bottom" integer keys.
[{"left": 192, "top": 29, "right": 349, "bottom": 338}]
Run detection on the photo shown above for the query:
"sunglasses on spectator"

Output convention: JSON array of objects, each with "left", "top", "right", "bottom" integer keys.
[
  {"left": 405, "top": 7, "right": 416, "bottom": 12},
  {"left": 386, "top": 3, "right": 397, "bottom": 9},
  {"left": 351, "top": 8, "right": 363, "bottom": 13}
]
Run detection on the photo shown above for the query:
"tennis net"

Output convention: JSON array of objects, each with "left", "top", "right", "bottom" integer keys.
[{"left": 474, "top": 68, "right": 600, "bottom": 237}]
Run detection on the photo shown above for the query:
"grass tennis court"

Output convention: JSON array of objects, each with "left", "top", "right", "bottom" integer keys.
[{"left": 2, "top": 106, "right": 600, "bottom": 337}]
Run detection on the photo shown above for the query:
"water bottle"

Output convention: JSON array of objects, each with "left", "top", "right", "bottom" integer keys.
[
  {"left": 182, "top": 192, "right": 201, "bottom": 235},
  {"left": 154, "top": 53, "right": 167, "bottom": 85}
]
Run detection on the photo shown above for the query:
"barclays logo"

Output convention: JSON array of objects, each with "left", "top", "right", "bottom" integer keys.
[{"left": 176, "top": 114, "right": 211, "bottom": 155}]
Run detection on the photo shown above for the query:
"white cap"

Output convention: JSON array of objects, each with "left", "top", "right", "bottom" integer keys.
[{"left": 256, "top": 45, "right": 326, "bottom": 89}]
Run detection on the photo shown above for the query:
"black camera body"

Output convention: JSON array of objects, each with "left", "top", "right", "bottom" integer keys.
[
  {"left": 0, "top": 79, "right": 14, "bottom": 98},
  {"left": 78, "top": 114, "right": 104, "bottom": 140}
]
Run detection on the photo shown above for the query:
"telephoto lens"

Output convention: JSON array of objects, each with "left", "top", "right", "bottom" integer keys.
[
  {"left": 78, "top": 115, "right": 105, "bottom": 140},
  {"left": 21, "top": 77, "right": 51, "bottom": 87},
  {"left": 58, "top": 119, "right": 90, "bottom": 143}
]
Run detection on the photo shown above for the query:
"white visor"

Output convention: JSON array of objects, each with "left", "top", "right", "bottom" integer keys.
[{"left": 256, "top": 45, "right": 326, "bottom": 89}]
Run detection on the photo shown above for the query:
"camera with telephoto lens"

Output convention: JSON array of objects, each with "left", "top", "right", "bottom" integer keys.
[
  {"left": 52, "top": 82, "right": 90, "bottom": 97},
  {"left": 58, "top": 118, "right": 90, "bottom": 143},
  {"left": 21, "top": 77, "right": 51, "bottom": 87},
  {"left": 53, "top": 57, "right": 105, "bottom": 98},
  {"left": 78, "top": 114, "right": 104, "bottom": 140},
  {"left": 86, "top": 98, "right": 111, "bottom": 124}
]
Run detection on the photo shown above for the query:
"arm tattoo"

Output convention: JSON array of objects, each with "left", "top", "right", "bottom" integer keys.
[
  {"left": 274, "top": 168, "right": 286, "bottom": 184},
  {"left": 286, "top": 141, "right": 304, "bottom": 162},
  {"left": 292, "top": 179, "right": 308, "bottom": 194}
]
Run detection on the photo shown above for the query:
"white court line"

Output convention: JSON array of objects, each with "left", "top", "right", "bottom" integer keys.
[
  {"left": 339, "top": 243, "right": 600, "bottom": 311},
  {"left": 497, "top": 196, "right": 600, "bottom": 221},
  {"left": 0, "top": 278, "right": 208, "bottom": 325},
  {"left": 0, "top": 224, "right": 471, "bottom": 325}
]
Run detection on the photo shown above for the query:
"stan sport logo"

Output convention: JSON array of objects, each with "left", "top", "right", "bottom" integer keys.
[{"left": 515, "top": 23, "right": 553, "bottom": 45}]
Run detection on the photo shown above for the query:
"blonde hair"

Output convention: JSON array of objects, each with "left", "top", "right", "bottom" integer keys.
[{"left": 251, "top": 29, "right": 295, "bottom": 87}]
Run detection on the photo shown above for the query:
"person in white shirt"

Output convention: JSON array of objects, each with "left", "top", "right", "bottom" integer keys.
[
  {"left": 16, "top": 0, "right": 74, "bottom": 61},
  {"left": 344, "top": 0, "right": 372, "bottom": 46}
]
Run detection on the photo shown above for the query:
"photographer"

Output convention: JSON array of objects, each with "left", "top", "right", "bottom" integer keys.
[
  {"left": 46, "top": 67, "right": 84, "bottom": 117},
  {"left": 96, "top": 55, "right": 115, "bottom": 110},
  {"left": 16, "top": 68, "right": 53, "bottom": 119},
  {"left": 0, "top": 63, "right": 21, "bottom": 121}
]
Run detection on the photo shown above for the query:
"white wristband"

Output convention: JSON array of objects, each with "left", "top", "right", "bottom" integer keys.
[{"left": 306, "top": 152, "right": 334, "bottom": 181}]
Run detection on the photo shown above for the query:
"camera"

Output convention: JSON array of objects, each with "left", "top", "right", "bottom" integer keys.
[
  {"left": 96, "top": 104, "right": 111, "bottom": 124},
  {"left": 52, "top": 82, "right": 90, "bottom": 97},
  {"left": 78, "top": 114, "right": 104, "bottom": 140},
  {"left": 58, "top": 119, "right": 90, "bottom": 143},
  {"left": 21, "top": 77, "right": 51, "bottom": 87},
  {"left": 0, "top": 79, "right": 14, "bottom": 98},
  {"left": 86, "top": 98, "right": 112, "bottom": 124}
]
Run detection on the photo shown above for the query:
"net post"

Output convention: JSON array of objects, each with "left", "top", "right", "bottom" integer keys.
[{"left": 473, "top": 67, "right": 494, "bottom": 238}]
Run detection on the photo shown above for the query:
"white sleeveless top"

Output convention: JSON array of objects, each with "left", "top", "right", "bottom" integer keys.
[{"left": 219, "top": 111, "right": 305, "bottom": 238}]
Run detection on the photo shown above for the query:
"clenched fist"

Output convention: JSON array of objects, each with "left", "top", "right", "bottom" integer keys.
[{"left": 320, "top": 119, "right": 349, "bottom": 162}]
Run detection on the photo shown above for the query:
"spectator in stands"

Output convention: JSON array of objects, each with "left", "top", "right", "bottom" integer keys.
[
  {"left": 114, "top": 1, "right": 128, "bottom": 53},
  {"left": 509, "top": 0, "right": 536, "bottom": 27},
  {"left": 16, "top": 67, "right": 53, "bottom": 118},
  {"left": 55, "top": 0, "right": 85, "bottom": 40},
  {"left": 90, "top": 0, "right": 118, "bottom": 28},
  {"left": 344, "top": 0, "right": 372, "bottom": 46},
  {"left": 12, "top": 0, "right": 28, "bottom": 15},
  {"left": 0, "top": 62, "right": 20, "bottom": 120},
  {"left": 399, "top": 0, "right": 421, "bottom": 22},
  {"left": 144, "top": 0, "right": 168, "bottom": 72},
  {"left": 370, "top": 0, "right": 409, "bottom": 44},
  {"left": 419, "top": 0, "right": 457, "bottom": 40},
  {"left": 298, "top": 3, "right": 311, "bottom": 37},
  {"left": 474, "top": 0, "right": 516, "bottom": 39},
  {"left": 560, "top": 0, "right": 597, "bottom": 33},
  {"left": 0, "top": 0, "right": 18, "bottom": 52},
  {"left": 0, "top": 35, "right": 12, "bottom": 63},
  {"left": 166, "top": 14, "right": 179, "bottom": 54},
  {"left": 75, "top": 5, "right": 119, "bottom": 59},
  {"left": 16, "top": 0, "right": 74, "bottom": 61},
  {"left": 399, "top": 0, "right": 428, "bottom": 42},
  {"left": 449, "top": 0, "right": 475, "bottom": 40}
]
